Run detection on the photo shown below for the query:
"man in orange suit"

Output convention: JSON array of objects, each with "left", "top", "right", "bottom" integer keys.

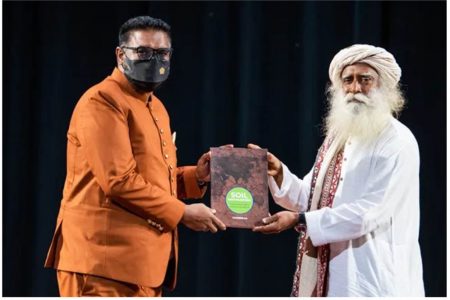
[{"left": 45, "top": 16, "right": 226, "bottom": 296}]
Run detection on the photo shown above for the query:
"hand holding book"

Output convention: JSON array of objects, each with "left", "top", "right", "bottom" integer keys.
[
  {"left": 252, "top": 211, "right": 299, "bottom": 234},
  {"left": 247, "top": 143, "right": 284, "bottom": 188},
  {"left": 195, "top": 144, "right": 234, "bottom": 185}
]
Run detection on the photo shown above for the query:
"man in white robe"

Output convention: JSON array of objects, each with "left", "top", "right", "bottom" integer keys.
[{"left": 251, "top": 44, "right": 425, "bottom": 297}]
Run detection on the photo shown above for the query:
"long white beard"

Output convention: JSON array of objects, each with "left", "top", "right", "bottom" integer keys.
[{"left": 325, "top": 88, "right": 393, "bottom": 148}]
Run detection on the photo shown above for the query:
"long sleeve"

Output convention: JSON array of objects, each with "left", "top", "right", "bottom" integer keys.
[
  {"left": 176, "top": 166, "right": 206, "bottom": 200},
  {"left": 77, "top": 95, "right": 185, "bottom": 231},
  {"left": 306, "top": 143, "right": 417, "bottom": 247},
  {"left": 268, "top": 163, "right": 313, "bottom": 212}
]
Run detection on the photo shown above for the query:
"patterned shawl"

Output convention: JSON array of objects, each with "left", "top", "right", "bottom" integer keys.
[{"left": 291, "top": 137, "right": 344, "bottom": 297}]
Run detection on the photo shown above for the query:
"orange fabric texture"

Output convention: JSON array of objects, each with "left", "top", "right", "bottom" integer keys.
[
  {"left": 45, "top": 68, "right": 205, "bottom": 289},
  {"left": 57, "top": 270, "right": 162, "bottom": 297}
]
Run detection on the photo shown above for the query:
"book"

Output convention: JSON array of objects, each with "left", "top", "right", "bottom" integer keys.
[{"left": 210, "top": 147, "right": 269, "bottom": 229}]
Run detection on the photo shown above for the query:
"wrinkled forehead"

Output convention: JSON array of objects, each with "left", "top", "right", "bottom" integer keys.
[{"left": 341, "top": 63, "right": 379, "bottom": 79}]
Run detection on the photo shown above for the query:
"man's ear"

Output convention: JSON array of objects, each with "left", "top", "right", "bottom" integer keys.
[{"left": 115, "top": 47, "right": 124, "bottom": 69}]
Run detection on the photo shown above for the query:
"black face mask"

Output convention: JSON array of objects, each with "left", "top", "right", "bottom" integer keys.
[{"left": 122, "top": 56, "right": 170, "bottom": 92}]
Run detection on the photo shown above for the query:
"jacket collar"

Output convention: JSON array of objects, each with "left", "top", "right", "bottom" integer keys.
[{"left": 110, "top": 67, "right": 153, "bottom": 105}]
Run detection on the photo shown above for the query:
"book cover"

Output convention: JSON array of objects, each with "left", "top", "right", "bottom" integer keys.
[{"left": 210, "top": 147, "right": 269, "bottom": 229}]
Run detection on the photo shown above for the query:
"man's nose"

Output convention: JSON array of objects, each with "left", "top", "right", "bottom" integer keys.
[{"left": 349, "top": 80, "right": 362, "bottom": 93}]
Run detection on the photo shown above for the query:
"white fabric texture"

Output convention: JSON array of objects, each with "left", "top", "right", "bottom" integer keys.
[
  {"left": 268, "top": 117, "right": 424, "bottom": 297},
  {"left": 328, "top": 44, "right": 402, "bottom": 88}
]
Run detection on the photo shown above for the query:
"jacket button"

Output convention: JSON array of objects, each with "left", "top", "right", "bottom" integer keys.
[
  {"left": 164, "top": 154, "right": 169, "bottom": 159},
  {"left": 162, "top": 141, "right": 167, "bottom": 147}
]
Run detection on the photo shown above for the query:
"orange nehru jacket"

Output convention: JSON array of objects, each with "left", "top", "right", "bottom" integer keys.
[{"left": 45, "top": 68, "right": 205, "bottom": 289}]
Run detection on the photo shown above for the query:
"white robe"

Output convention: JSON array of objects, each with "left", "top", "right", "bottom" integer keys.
[{"left": 269, "top": 118, "right": 425, "bottom": 296}]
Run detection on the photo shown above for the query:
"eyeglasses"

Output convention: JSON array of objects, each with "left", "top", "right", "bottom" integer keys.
[{"left": 121, "top": 46, "right": 173, "bottom": 61}]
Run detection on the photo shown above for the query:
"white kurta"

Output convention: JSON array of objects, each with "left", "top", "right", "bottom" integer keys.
[{"left": 269, "top": 118, "right": 425, "bottom": 296}]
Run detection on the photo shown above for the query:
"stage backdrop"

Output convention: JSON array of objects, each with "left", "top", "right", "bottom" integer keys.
[{"left": 3, "top": 1, "right": 446, "bottom": 296}]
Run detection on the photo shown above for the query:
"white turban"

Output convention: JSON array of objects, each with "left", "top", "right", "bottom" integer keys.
[{"left": 328, "top": 44, "right": 402, "bottom": 88}]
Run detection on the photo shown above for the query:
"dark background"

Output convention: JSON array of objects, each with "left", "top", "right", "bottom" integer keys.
[{"left": 3, "top": 1, "right": 446, "bottom": 297}]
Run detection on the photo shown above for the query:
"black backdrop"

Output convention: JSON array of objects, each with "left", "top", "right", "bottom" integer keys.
[{"left": 3, "top": 1, "right": 446, "bottom": 297}]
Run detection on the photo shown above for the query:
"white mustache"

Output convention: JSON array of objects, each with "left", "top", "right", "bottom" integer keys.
[{"left": 345, "top": 93, "right": 371, "bottom": 105}]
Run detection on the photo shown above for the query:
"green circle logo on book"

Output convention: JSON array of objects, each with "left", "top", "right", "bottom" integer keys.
[{"left": 225, "top": 187, "right": 253, "bottom": 214}]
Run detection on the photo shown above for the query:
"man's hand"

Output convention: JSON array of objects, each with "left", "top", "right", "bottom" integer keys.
[
  {"left": 181, "top": 203, "right": 226, "bottom": 233},
  {"left": 247, "top": 143, "right": 283, "bottom": 188},
  {"left": 252, "top": 211, "right": 298, "bottom": 234},
  {"left": 196, "top": 144, "right": 234, "bottom": 182}
]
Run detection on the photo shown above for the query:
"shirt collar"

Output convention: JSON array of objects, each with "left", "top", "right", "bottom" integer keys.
[{"left": 110, "top": 67, "right": 153, "bottom": 105}]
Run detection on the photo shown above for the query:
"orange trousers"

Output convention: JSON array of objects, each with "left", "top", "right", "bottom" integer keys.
[{"left": 57, "top": 270, "right": 162, "bottom": 297}]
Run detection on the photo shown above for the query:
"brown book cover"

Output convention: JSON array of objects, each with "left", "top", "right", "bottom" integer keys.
[{"left": 210, "top": 147, "right": 269, "bottom": 229}]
